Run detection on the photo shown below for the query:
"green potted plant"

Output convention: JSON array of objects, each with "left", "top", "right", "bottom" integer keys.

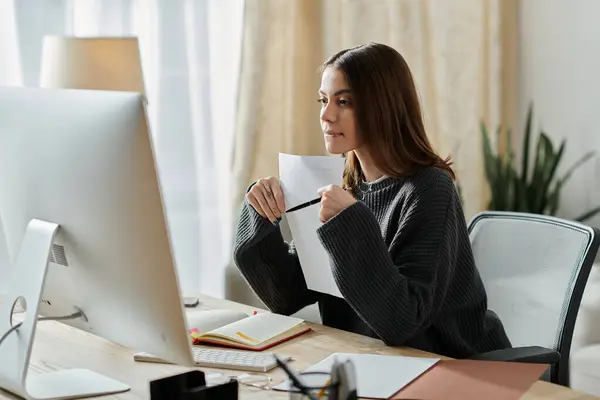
[{"left": 474, "top": 103, "right": 600, "bottom": 222}]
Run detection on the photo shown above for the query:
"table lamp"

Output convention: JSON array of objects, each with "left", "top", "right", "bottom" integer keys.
[{"left": 39, "top": 36, "right": 146, "bottom": 99}]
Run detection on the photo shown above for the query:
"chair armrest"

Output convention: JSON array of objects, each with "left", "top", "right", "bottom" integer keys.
[{"left": 469, "top": 346, "right": 560, "bottom": 364}]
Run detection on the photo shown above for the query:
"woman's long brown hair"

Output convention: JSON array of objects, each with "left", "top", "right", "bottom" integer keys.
[{"left": 321, "top": 43, "right": 455, "bottom": 195}]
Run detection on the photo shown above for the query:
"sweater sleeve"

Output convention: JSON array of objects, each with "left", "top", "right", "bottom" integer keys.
[
  {"left": 232, "top": 199, "right": 318, "bottom": 315},
  {"left": 316, "top": 177, "right": 456, "bottom": 346}
]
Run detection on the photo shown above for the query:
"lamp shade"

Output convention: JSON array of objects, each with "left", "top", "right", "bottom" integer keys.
[{"left": 40, "top": 36, "right": 146, "bottom": 97}]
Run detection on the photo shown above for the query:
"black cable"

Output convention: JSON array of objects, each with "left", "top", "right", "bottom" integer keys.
[{"left": 0, "top": 309, "right": 86, "bottom": 347}]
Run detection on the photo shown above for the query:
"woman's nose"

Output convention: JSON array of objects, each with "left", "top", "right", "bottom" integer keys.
[{"left": 321, "top": 103, "right": 336, "bottom": 122}]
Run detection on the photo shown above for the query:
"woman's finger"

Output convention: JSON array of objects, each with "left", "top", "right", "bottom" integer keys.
[
  {"left": 258, "top": 183, "right": 281, "bottom": 218},
  {"left": 253, "top": 187, "right": 278, "bottom": 222},
  {"left": 246, "top": 192, "right": 266, "bottom": 218},
  {"left": 319, "top": 206, "right": 329, "bottom": 223},
  {"left": 267, "top": 178, "right": 286, "bottom": 213},
  {"left": 317, "top": 184, "right": 333, "bottom": 197}
]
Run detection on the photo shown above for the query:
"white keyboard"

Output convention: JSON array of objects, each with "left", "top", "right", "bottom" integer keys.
[{"left": 134, "top": 347, "right": 291, "bottom": 372}]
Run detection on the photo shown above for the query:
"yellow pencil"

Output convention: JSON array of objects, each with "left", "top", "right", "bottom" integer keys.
[
  {"left": 317, "top": 378, "right": 331, "bottom": 398},
  {"left": 235, "top": 331, "right": 258, "bottom": 342}
]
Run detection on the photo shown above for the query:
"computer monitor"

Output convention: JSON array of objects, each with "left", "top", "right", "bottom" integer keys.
[{"left": 0, "top": 86, "right": 196, "bottom": 399}]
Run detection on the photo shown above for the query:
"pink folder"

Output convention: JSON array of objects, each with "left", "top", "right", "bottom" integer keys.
[{"left": 392, "top": 359, "right": 548, "bottom": 400}]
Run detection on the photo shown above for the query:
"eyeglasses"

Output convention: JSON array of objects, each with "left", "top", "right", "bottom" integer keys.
[
  {"left": 205, "top": 371, "right": 335, "bottom": 397},
  {"left": 273, "top": 354, "right": 338, "bottom": 399},
  {"left": 287, "top": 372, "right": 336, "bottom": 399},
  {"left": 205, "top": 372, "right": 273, "bottom": 390}
]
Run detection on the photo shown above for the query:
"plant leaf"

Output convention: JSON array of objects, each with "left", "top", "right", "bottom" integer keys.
[
  {"left": 574, "top": 205, "right": 600, "bottom": 222},
  {"left": 528, "top": 131, "right": 549, "bottom": 213},
  {"left": 537, "top": 134, "right": 564, "bottom": 214},
  {"left": 535, "top": 134, "right": 553, "bottom": 213},
  {"left": 514, "top": 176, "right": 529, "bottom": 212},
  {"left": 495, "top": 126, "right": 508, "bottom": 209},
  {"left": 481, "top": 122, "right": 500, "bottom": 208},
  {"left": 558, "top": 151, "right": 596, "bottom": 185},
  {"left": 493, "top": 157, "right": 507, "bottom": 210},
  {"left": 504, "top": 128, "right": 517, "bottom": 210},
  {"left": 521, "top": 102, "right": 533, "bottom": 184},
  {"left": 547, "top": 181, "right": 561, "bottom": 216}
]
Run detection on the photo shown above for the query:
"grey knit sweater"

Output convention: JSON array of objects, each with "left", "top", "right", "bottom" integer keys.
[{"left": 233, "top": 167, "right": 511, "bottom": 358}]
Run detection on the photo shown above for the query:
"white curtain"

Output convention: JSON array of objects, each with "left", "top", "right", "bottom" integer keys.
[{"left": 0, "top": 0, "right": 244, "bottom": 298}]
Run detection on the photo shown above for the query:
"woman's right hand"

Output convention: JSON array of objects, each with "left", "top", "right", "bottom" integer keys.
[{"left": 246, "top": 177, "right": 286, "bottom": 223}]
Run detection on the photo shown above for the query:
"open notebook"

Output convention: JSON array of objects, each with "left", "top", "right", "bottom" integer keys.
[{"left": 186, "top": 309, "right": 311, "bottom": 351}]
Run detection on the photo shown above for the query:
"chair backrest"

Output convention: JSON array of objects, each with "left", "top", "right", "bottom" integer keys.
[{"left": 468, "top": 211, "right": 600, "bottom": 386}]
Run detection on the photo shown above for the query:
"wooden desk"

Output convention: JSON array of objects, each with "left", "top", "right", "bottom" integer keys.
[{"left": 0, "top": 294, "right": 597, "bottom": 399}]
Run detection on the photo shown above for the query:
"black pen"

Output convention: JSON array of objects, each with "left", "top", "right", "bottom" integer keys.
[
  {"left": 285, "top": 197, "right": 321, "bottom": 214},
  {"left": 273, "top": 355, "right": 319, "bottom": 400}
]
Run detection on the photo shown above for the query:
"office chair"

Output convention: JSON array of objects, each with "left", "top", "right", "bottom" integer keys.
[{"left": 467, "top": 211, "right": 600, "bottom": 386}]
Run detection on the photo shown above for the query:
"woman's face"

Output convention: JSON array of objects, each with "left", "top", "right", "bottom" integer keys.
[{"left": 319, "top": 67, "right": 360, "bottom": 155}]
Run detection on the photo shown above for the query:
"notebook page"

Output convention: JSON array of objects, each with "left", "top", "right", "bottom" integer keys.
[
  {"left": 272, "top": 352, "right": 440, "bottom": 399},
  {"left": 186, "top": 309, "right": 248, "bottom": 333},
  {"left": 279, "top": 153, "right": 345, "bottom": 298},
  {"left": 207, "top": 313, "right": 304, "bottom": 345}
]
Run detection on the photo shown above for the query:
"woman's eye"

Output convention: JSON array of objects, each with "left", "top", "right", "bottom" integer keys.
[
  {"left": 339, "top": 98, "right": 351, "bottom": 106},
  {"left": 317, "top": 97, "right": 327, "bottom": 104}
]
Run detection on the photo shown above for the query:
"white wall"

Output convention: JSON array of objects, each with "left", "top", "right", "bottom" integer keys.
[{"left": 518, "top": 0, "right": 600, "bottom": 230}]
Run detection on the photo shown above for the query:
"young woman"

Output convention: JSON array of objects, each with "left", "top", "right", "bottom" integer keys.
[{"left": 233, "top": 43, "right": 511, "bottom": 358}]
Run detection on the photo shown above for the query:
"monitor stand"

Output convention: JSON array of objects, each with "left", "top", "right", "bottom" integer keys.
[{"left": 0, "top": 219, "right": 130, "bottom": 400}]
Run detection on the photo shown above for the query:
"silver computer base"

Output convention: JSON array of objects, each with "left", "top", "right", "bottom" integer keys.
[{"left": 0, "top": 219, "right": 129, "bottom": 400}]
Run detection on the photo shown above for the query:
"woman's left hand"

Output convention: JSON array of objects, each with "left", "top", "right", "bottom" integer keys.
[{"left": 317, "top": 185, "right": 357, "bottom": 223}]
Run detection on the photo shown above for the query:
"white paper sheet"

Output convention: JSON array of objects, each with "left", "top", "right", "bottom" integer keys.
[
  {"left": 278, "top": 153, "right": 345, "bottom": 210},
  {"left": 272, "top": 352, "right": 440, "bottom": 399},
  {"left": 278, "top": 153, "right": 345, "bottom": 298}
]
